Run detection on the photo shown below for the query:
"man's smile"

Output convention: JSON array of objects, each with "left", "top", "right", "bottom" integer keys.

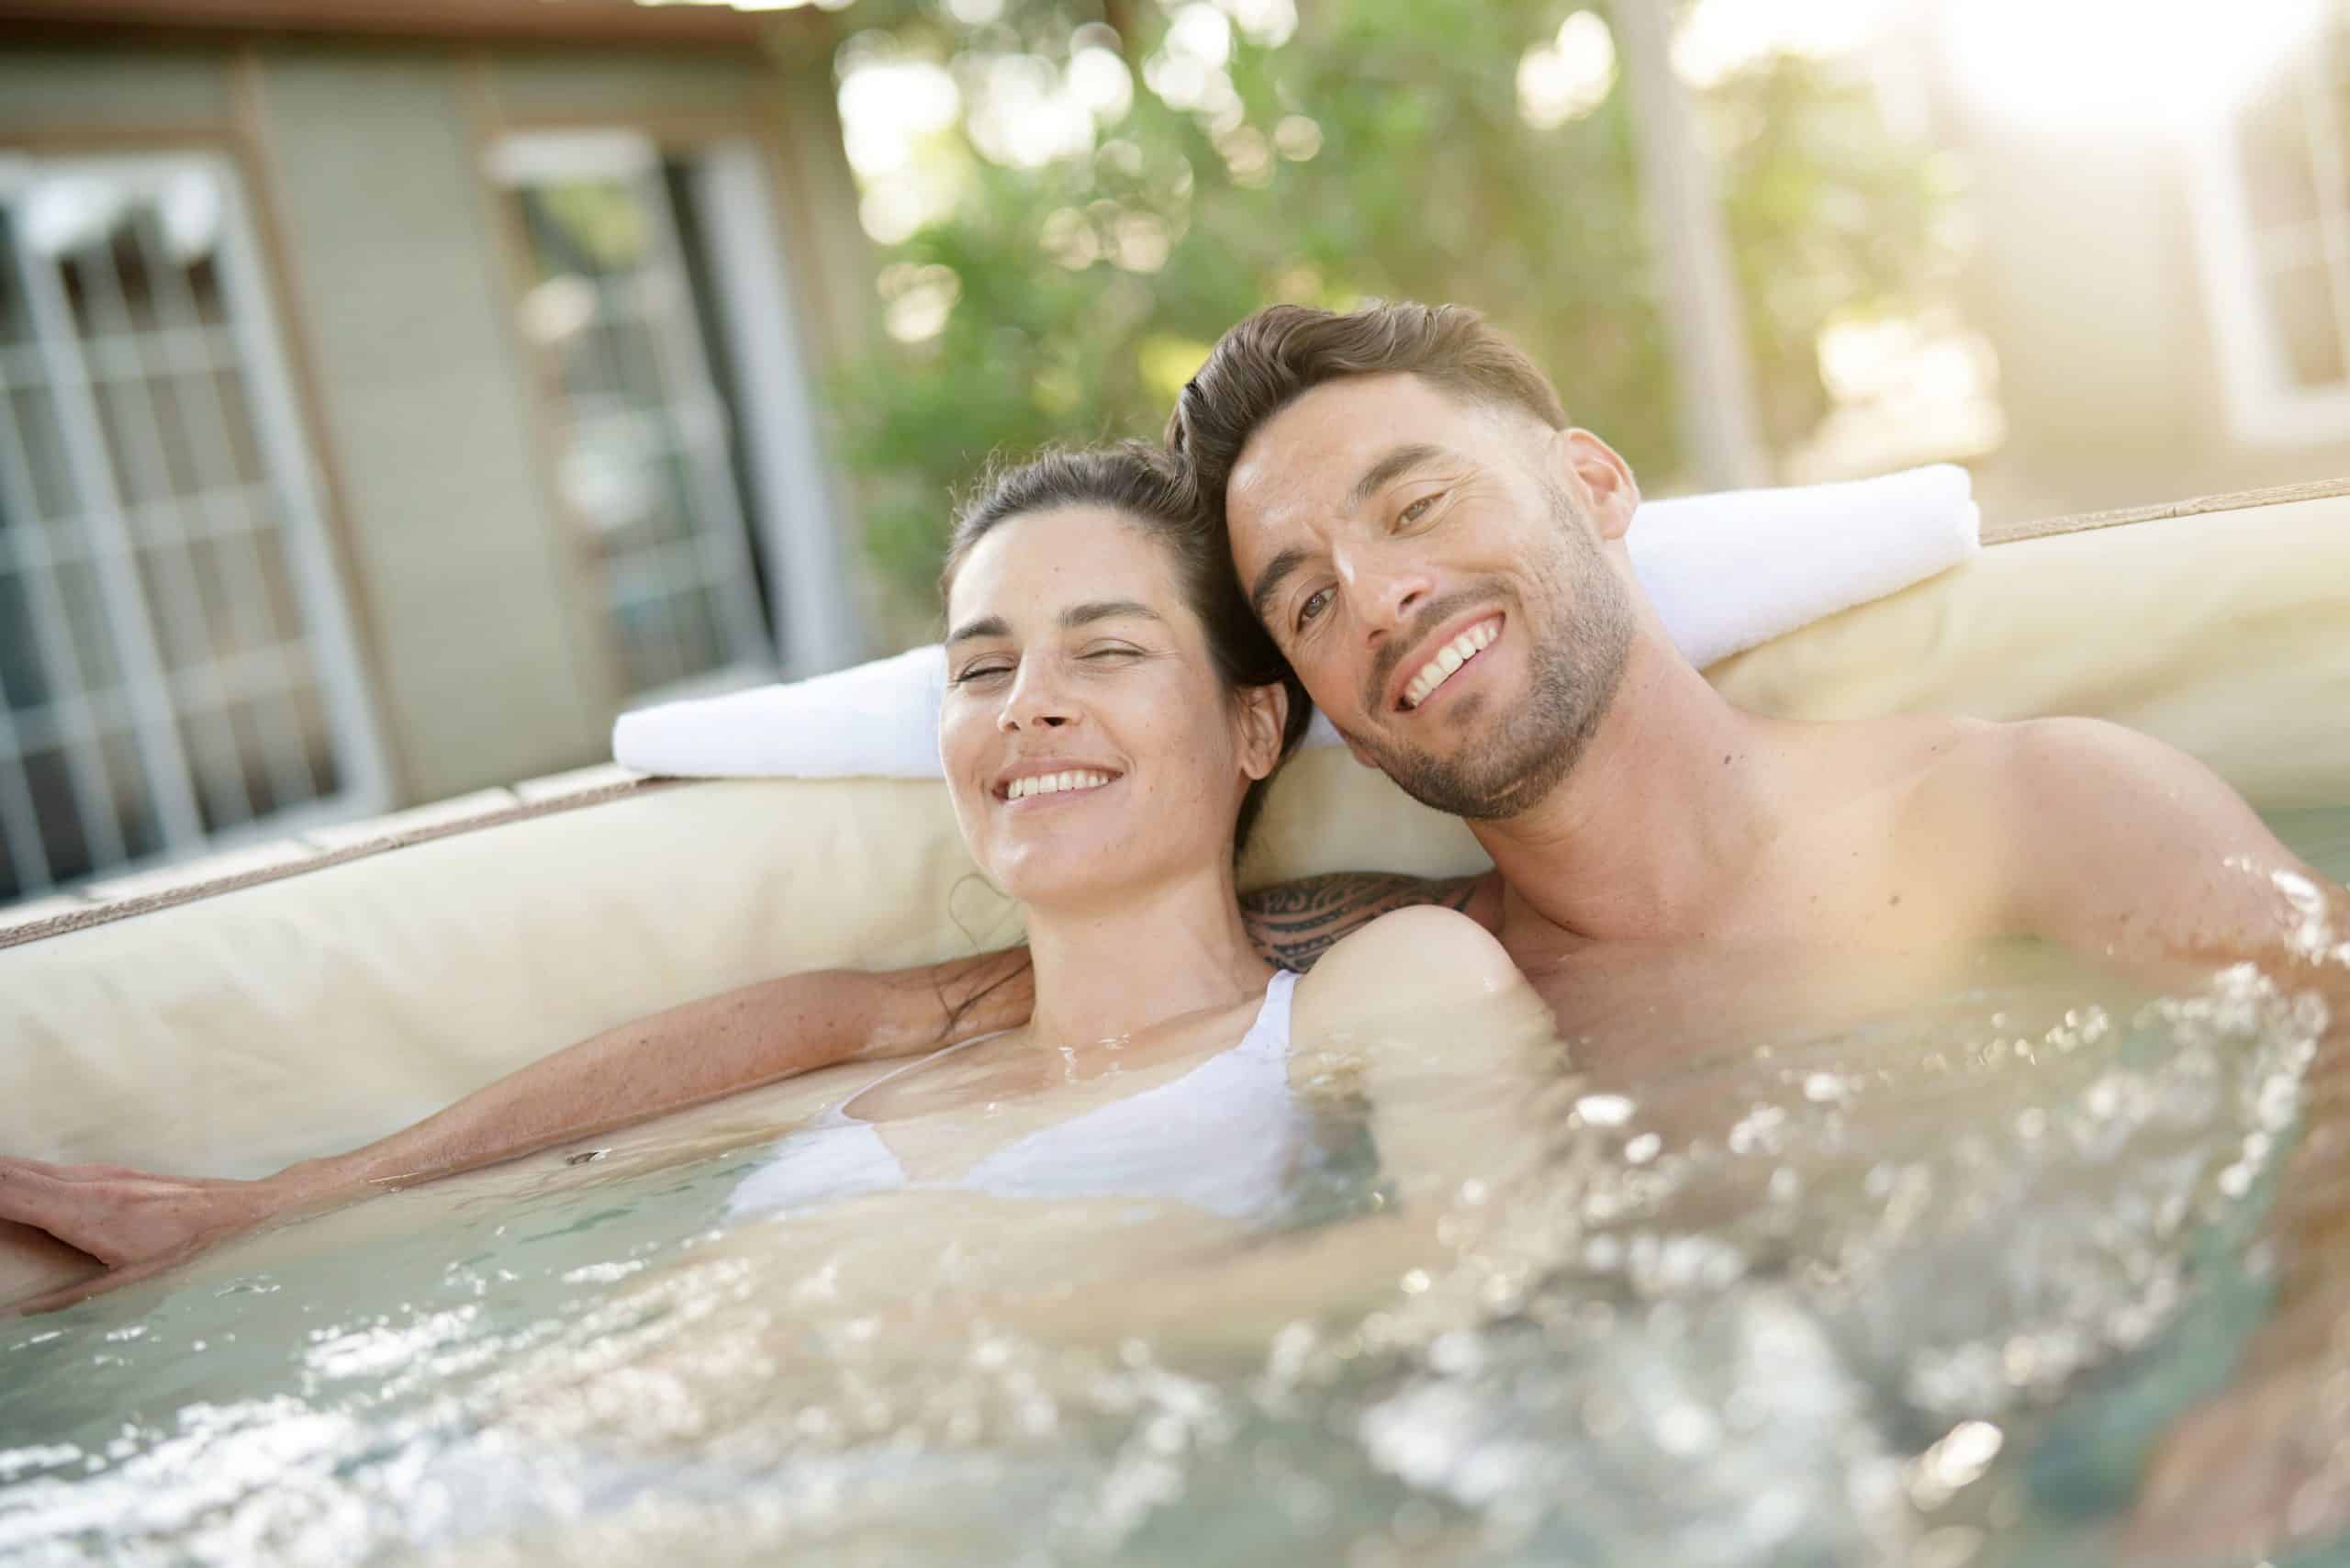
[{"left": 1393, "top": 612, "right": 1504, "bottom": 712}]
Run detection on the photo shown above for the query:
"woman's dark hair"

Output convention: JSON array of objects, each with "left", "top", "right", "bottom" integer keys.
[{"left": 940, "top": 440, "right": 1312, "bottom": 857}]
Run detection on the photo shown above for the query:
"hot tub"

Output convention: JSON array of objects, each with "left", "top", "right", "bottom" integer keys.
[{"left": 2, "top": 484, "right": 2346, "bottom": 1566}]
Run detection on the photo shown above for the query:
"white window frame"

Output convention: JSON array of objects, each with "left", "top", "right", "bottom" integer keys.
[
  {"left": 0, "top": 149, "right": 388, "bottom": 897},
  {"left": 686, "top": 140, "right": 865, "bottom": 679},
  {"left": 486, "top": 129, "right": 862, "bottom": 708},
  {"left": 2184, "top": 43, "right": 2350, "bottom": 447}
]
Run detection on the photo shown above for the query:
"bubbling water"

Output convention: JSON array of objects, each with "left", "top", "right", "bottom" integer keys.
[{"left": 4, "top": 818, "right": 2345, "bottom": 1567}]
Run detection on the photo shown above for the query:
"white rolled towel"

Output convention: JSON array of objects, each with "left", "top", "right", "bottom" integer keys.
[
  {"left": 1629, "top": 462, "right": 1979, "bottom": 669},
  {"left": 613, "top": 464, "right": 1980, "bottom": 778}
]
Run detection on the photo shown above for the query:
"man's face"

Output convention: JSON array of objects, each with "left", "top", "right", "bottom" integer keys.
[{"left": 1225, "top": 373, "right": 1639, "bottom": 820}]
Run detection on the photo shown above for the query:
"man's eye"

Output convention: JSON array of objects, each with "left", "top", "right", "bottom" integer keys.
[
  {"left": 1295, "top": 586, "right": 1333, "bottom": 631},
  {"left": 953, "top": 662, "right": 1013, "bottom": 685},
  {"left": 1080, "top": 644, "right": 1143, "bottom": 662},
  {"left": 1400, "top": 491, "right": 1443, "bottom": 525}
]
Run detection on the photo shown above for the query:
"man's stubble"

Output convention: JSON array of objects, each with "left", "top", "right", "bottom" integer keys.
[{"left": 1336, "top": 480, "right": 1634, "bottom": 823}]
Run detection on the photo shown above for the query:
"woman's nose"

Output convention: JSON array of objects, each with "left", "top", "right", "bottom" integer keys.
[
  {"left": 1002, "top": 709, "right": 1073, "bottom": 731},
  {"left": 998, "top": 666, "right": 1079, "bottom": 732}
]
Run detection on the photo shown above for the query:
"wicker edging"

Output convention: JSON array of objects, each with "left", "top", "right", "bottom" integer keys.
[
  {"left": 1981, "top": 476, "right": 2350, "bottom": 544},
  {"left": 6, "top": 476, "right": 2346, "bottom": 953}
]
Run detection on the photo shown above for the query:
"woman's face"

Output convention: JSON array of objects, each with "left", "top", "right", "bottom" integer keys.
[{"left": 939, "top": 506, "right": 1283, "bottom": 911}]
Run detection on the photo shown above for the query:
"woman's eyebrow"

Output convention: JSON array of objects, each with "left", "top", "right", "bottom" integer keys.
[
  {"left": 1061, "top": 599, "right": 1162, "bottom": 628},
  {"left": 946, "top": 615, "right": 1010, "bottom": 646}
]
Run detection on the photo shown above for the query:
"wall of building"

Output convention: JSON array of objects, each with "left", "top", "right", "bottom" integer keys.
[
  {"left": 1941, "top": 104, "right": 2350, "bottom": 523},
  {"left": 250, "top": 48, "right": 606, "bottom": 801},
  {"left": 0, "top": 34, "right": 870, "bottom": 807}
]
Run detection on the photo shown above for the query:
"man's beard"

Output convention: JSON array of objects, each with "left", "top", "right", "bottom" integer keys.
[{"left": 1339, "top": 485, "right": 1633, "bottom": 822}]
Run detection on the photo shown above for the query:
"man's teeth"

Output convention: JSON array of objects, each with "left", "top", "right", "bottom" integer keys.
[
  {"left": 1008, "top": 769, "right": 1115, "bottom": 801},
  {"left": 1402, "top": 621, "right": 1499, "bottom": 709}
]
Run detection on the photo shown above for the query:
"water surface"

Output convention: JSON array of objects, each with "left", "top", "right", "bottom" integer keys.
[{"left": 3, "top": 809, "right": 2346, "bottom": 1567}]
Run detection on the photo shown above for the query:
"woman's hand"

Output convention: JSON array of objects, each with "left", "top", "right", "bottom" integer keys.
[{"left": 0, "top": 1157, "right": 302, "bottom": 1276}]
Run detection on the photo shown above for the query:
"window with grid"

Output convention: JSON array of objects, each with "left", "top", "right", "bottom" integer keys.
[
  {"left": 2193, "top": 6, "right": 2350, "bottom": 443},
  {"left": 0, "top": 153, "right": 383, "bottom": 905},
  {"left": 488, "top": 132, "right": 776, "bottom": 701}
]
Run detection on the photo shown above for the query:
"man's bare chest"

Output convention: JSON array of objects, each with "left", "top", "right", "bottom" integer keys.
[{"left": 1505, "top": 897, "right": 2009, "bottom": 1084}]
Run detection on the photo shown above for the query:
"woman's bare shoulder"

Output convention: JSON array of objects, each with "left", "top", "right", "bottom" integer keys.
[{"left": 1292, "top": 905, "right": 1526, "bottom": 1034}]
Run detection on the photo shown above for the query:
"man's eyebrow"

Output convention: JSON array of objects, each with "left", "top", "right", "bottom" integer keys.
[
  {"left": 1347, "top": 442, "right": 1453, "bottom": 513},
  {"left": 946, "top": 615, "right": 1009, "bottom": 646},
  {"left": 1062, "top": 599, "right": 1161, "bottom": 628},
  {"left": 1248, "top": 546, "right": 1310, "bottom": 624}
]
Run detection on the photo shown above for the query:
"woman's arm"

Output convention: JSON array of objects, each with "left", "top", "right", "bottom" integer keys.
[{"left": 0, "top": 949, "right": 1034, "bottom": 1294}]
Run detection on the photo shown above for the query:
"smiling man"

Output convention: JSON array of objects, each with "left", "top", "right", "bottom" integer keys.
[
  {"left": 1169, "top": 299, "right": 2350, "bottom": 1555},
  {"left": 1170, "top": 302, "right": 2338, "bottom": 1002}
]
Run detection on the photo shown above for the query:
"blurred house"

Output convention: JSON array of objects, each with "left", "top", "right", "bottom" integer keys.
[
  {"left": 0, "top": 0, "right": 874, "bottom": 905},
  {"left": 1892, "top": 0, "right": 2350, "bottom": 521}
]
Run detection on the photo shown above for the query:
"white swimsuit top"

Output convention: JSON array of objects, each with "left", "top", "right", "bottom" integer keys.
[{"left": 727, "top": 969, "right": 1304, "bottom": 1222}]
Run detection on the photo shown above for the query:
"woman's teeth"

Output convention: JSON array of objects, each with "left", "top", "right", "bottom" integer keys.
[
  {"left": 1008, "top": 769, "right": 1115, "bottom": 801},
  {"left": 1403, "top": 620, "right": 1499, "bottom": 710}
]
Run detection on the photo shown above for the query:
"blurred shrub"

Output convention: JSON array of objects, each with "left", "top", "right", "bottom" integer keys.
[{"left": 823, "top": 0, "right": 1956, "bottom": 627}]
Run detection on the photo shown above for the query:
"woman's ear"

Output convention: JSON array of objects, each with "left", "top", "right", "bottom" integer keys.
[{"left": 1235, "top": 681, "right": 1290, "bottom": 782}]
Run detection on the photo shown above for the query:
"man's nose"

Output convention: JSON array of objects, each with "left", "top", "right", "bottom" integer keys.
[{"left": 1340, "top": 549, "right": 1435, "bottom": 639}]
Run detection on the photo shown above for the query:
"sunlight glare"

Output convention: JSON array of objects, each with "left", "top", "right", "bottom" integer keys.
[
  {"left": 1673, "top": 0, "right": 1881, "bottom": 90},
  {"left": 1943, "top": 0, "right": 2323, "bottom": 129}
]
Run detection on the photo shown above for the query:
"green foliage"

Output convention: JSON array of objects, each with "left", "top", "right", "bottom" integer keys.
[{"left": 823, "top": 0, "right": 1955, "bottom": 623}]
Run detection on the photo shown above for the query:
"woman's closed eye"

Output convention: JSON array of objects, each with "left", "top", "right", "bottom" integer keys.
[
  {"left": 951, "top": 657, "right": 1015, "bottom": 686},
  {"left": 1079, "top": 643, "right": 1146, "bottom": 664}
]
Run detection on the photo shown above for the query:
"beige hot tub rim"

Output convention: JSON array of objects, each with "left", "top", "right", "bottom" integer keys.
[{"left": 3, "top": 474, "right": 2344, "bottom": 957}]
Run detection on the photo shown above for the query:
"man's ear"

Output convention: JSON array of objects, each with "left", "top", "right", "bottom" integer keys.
[
  {"left": 1551, "top": 428, "right": 1641, "bottom": 543},
  {"left": 1236, "top": 682, "right": 1291, "bottom": 781}
]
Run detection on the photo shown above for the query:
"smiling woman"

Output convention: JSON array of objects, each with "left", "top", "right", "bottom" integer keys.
[
  {"left": 938, "top": 443, "right": 1311, "bottom": 864},
  {"left": 941, "top": 525, "right": 1274, "bottom": 909}
]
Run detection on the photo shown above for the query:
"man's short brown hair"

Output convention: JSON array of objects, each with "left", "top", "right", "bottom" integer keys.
[{"left": 1166, "top": 301, "right": 1570, "bottom": 526}]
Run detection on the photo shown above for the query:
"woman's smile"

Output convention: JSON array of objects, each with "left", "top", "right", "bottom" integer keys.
[{"left": 997, "top": 764, "right": 1125, "bottom": 805}]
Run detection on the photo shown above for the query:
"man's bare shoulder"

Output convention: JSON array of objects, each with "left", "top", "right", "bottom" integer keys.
[
  {"left": 1883, "top": 714, "right": 2142, "bottom": 844},
  {"left": 1904, "top": 715, "right": 2216, "bottom": 815},
  {"left": 1891, "top": 715, "right": 2292, "bottom": 941},
  {"left": 1845, "top": 717, "right": 2098, "bottom": 920}
]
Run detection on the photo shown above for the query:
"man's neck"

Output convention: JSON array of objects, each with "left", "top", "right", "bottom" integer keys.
[
  {"left": 1471, "top": 633, "right": 1786, "bottom": 951},
  {"left": 1022, "top": 864, "right": 1273, "bottom": 1048}
]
